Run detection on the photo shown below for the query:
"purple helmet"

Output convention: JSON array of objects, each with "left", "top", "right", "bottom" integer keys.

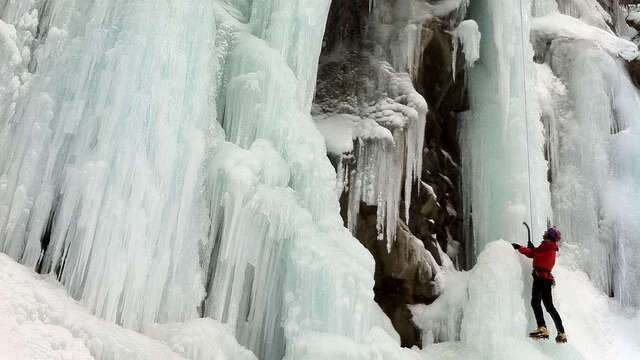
[{"left": 545, "top": 227, "right": 561, "bottom": 242}]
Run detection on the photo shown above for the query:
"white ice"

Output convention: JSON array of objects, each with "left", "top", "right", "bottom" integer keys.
[
  {"left": 0, "top": 0, "right": 412, "bottom": 358},
  {"left": 533, "top": 28, "right": 640, "bottom": 307},
  {"left": 531, "top": 12, "right": 639, "bottom": 61}
]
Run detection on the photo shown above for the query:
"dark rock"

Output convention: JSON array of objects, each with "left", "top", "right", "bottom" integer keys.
[{"left": 626, "top": 58, "right": 640, "bottom": 89}]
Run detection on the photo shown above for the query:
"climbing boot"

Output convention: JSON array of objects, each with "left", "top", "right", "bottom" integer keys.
[
  {"left": 529, "top": 326, "right": 550, "bottom": 339},
  {"left": 555, "top": 333, "right": 567, "bottom": 343}
]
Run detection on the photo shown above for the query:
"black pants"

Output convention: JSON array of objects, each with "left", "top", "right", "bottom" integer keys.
[{"left": 531, "top": 276, "right": 565, "bottom": 333}]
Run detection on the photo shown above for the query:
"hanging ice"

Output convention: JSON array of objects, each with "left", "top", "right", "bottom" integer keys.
[
  {"left": 461, "top": 0, "right": 551, "bottom": 264},
  {"left": 315, "top": 1, "right": 430, "bottom": 249}
]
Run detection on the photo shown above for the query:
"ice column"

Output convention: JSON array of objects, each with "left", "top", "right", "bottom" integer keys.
[
  {"left": 461, "top": 0, "right": 551, "bottom": 264},
  {"left": 205, "top": 0, "right": 409, "bottom": 358}
]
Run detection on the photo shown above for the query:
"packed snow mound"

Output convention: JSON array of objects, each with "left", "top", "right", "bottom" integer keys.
[
  {"left": 147, "top": 320, "right": 257, "bottom": 360},
  {"left": 284, "top": 328, "right": 422, "bottom": 360},
  {"left": 531, "top": 13, "right": 640, "bottom": 61},
  {"left": 0, "top": 253, "right": 256, "bottom": 360},
  {"left": 312, "top": 112, "right": 393, "bottom": 155}
]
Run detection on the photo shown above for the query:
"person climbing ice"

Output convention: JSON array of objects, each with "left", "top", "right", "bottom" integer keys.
[{"left": 512, "top": 227, "right": 567, "bottom": 343}]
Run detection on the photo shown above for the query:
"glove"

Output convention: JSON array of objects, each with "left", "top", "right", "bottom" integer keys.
[
  {"left": 511, "top": 243, "right": 521, "bottom": 250},
  {"left": 527, "top": 240, "right": 534, "bottom": 249}
]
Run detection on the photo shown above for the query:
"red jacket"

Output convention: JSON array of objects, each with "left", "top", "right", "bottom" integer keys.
[{"left": 518, "top": 240, "right": 558, "bottom": 280}]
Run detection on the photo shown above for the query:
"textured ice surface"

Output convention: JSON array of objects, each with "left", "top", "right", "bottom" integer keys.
[
  {"left": 527, "top": 0, "right": 640, "bottom": 307},
  {"left": 0, "top": 0, "right": 220, "bottom": 329},
  {"left": 553, "top": 0, "right": 613, "bottom": 31},
  {"left": 410, "top": 271, "right": 468, "bottom": 345},
  {"left": 461, "top": 0, "right": 551, "bottom": 263},
  {"left": 316, "top": 0, "right": 432, "bottom": 248},
  {"left": 147, "top": 319, "right": 258, "bottom": 360},
  {"left": 0, "top": 0, "right": 410, "bottom": 358},
  {"left": 534, "top": 36, "right": 640, "bottom": 306}
]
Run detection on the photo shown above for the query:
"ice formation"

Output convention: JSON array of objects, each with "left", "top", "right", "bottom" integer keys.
[
  {"left": 461, "top": 0, "right": 551, "bottom": 263},
  {"left": 1, "top": 0, "right": 640, "bottom": 359},
  {"left": 0, "top": 0, "right": 411, "bottom": 358},
  {"left": 452, "top": 19, "right": 481, "bottom": 75},
  {"left": 532, "top": 12, "right": 640, "bottom": 306}
]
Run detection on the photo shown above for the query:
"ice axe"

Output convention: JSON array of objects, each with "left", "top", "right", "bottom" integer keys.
[{"left": 522, "top": 221, "right": 534, "bottom": 249}]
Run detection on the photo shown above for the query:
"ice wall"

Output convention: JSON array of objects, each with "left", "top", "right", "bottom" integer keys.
[
  {"left": 0, "top": 0, "right": 216, "bottom": 328},
  {"left": 531, "top": 8, "right": 640, "bottom": 306},
  {"left": 461, "top": 0, "right": 551, "bottom": 263},
  {"left": 0, "top": 0, "right": 421, "bottom": 358}
]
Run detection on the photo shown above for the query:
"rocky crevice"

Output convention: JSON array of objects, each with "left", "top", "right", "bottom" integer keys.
[{"left": 315, "top": 0, "right": 469, "bottom": 348}]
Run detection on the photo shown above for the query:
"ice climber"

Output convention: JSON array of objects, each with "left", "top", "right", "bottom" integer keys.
[{"left": 512, "top": 227, "right": 567, "bottom": 343}]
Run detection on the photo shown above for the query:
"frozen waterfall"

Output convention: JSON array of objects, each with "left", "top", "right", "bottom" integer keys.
[
  {"left": 0, "top": 0, "right": 409, "bottom": 358},
  {"left": 1, "top": 0, "right": 640, "bottom": 359},
  {"left": 532, "top": 9, "right": 640, "bottom": 307}
]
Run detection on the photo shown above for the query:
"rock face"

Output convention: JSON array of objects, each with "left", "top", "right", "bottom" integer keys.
[
  {"left": 410, "top": 21, "right": 467, "bottom": 272},
  {"left": 626, "top": 57, "right": 640, "bottom": 87},
  {"left": 315, "top": 0, "right": 468, "bottom": 348}
]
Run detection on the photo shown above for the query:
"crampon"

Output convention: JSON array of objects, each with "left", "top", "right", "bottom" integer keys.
[{"left": 529, "top": 326, "right": 550, "bottom": 340}]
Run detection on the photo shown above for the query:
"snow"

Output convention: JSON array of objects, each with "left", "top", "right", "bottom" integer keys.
[
  {"left": 453, "top": 19, "right": 481, "bottom": 75},
  {"left": 147, "top": 320, "right": 258, "bottom": 360},
  {"left": 410, "top": 271, "right": 468, "bottom": 345},
  {"left": 531, "top": 12, "right": 640, "bottom": 61},
  {"left": 412, "top": 241, "right": 640, "bottom": 360},
  {"left": 544, "top": 0, "right": 612, "bottom": 31},
  {"left": 421, "top": 181, "right": 437, "bottom": 201},
  {"left": 4, "top": 233, "right": 639, "bottom": 360},
  {"left": 0, "top": 253, "right": 254, "bottom": 360},
  {"left": 627, "top": 11, "right": 640, "bottom": 25},
  {"left": 313, "top": 113, "right": 393, "bottom": 155}
]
